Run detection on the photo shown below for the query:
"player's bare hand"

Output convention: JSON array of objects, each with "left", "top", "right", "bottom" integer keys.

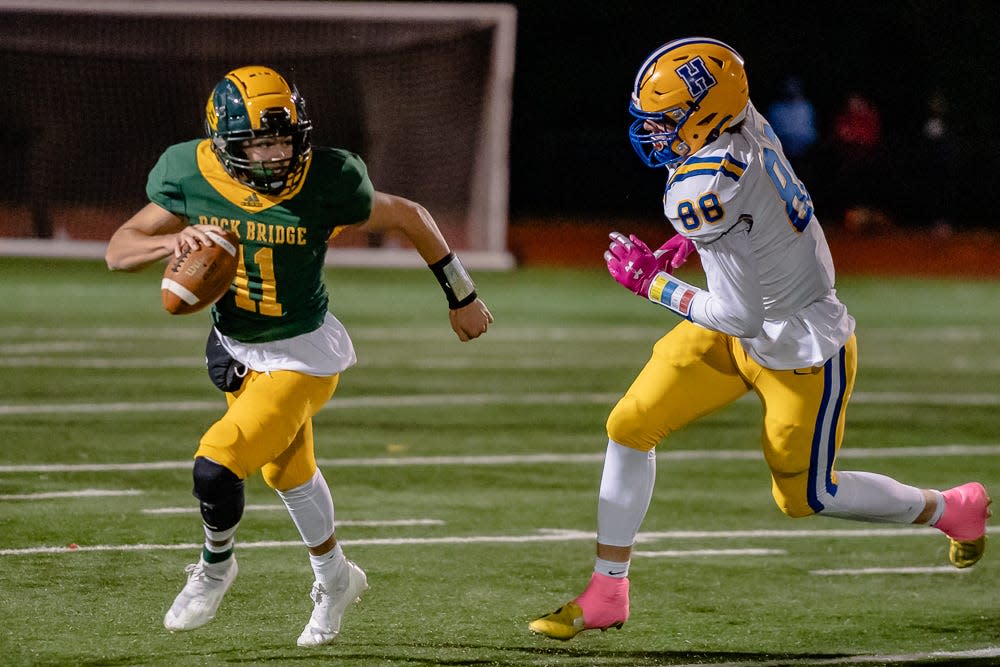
[
  {"left": 449, "top": 298, "right": 494, "bottom": 342},
  {"left": 172, "top": 225, "right": 217, "bottom": 257}
]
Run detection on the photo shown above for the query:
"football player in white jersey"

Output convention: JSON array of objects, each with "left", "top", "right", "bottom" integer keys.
[{"left": 529, "top": 37, "right": 991, "bottom": 641}]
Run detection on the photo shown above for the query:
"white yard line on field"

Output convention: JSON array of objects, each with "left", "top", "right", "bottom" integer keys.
[
  {"left": 0, "top": 488, "right": 143, "bottom": 500},
  {"left": 140, "top": 506, "right": 443, "bottom": 529},
  {"left": 1, "top": 444, "right": 999, "bottom": 474},
  {"left": 1, "top": 525, "right": 988, "bottom": 557},
  {"left": 2, "top": 390, "right": 1000, "bottom": 417},
  {"left": 4, "top": 355, "right": 1000, "bottom": 373},
  {"left": 0, "top": 393, "right": 620, "bottom": 415},
  {"left": 811, "top": 565, "right": 966, "bottom": 576},
  {"left": 634, "top": 548, "right": 786, "bottom": 558},
  {"left": 0, "top": 324, "right": 996, "bottom": 342},
  {"left": 0, "top": 325, "right": 675, "bottom": 342},
  {"left": 0, "top": 357, "right": 201, "bottom": 368},
  {"left": 671, "top": 647, "right": 1000, "bottom": 667},
  {"left": 0, "top": 356, "right": 643, "bottom": 370}
]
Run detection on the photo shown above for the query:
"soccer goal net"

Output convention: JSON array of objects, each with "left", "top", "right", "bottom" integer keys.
[{"left": 0, "top": 0, "right": 516, "bottom": 268}]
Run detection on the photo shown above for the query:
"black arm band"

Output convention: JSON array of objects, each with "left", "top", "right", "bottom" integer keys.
[{"left": 429, "top": 252, "right": 477, "bottom": 309}]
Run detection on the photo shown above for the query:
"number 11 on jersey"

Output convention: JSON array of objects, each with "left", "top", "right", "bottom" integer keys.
[{"left": 234, "top": 247, "right": 283, "bottom": 316}]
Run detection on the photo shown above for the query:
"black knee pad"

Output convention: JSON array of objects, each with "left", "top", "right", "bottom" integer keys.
[{"left": 192, "top": 457, "right": 245, "bottom": 532}]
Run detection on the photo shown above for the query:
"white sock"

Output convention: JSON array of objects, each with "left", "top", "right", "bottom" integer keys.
[
  {"left": 309, "top": 542, "right": 347, "bottom": 587},
  {"left": 204, "top": 523, "right": 237, "bottom": 547},
  {"left": 276, "top": 469, "right": 335, "bottom": 548},
  {"left": 928, "top": 490, "right": 946, "bottom": 526},
  {"left": 595, "top": 557, "right": 630, "bottom": 579},
  {"left": 820, "top": 470, "right": 926, "bottom": 523},
  {"left": 596, "top": 439, "right": 656, "bottom": 548},
  {"left": 202, "top": 525, "right": 237, "bottom": 566}
]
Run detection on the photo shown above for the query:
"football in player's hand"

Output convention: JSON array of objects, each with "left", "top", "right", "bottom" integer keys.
[{"left": 161, "top": 227, "right": 239, "bottom": 315}]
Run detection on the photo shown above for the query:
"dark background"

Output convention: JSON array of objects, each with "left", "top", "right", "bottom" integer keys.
[
  {"left": 506, "top": 0, "right": 1000, "bottom": 229},
  {"left": 2, "top": 1, "right": 999, "bottom": 238}
]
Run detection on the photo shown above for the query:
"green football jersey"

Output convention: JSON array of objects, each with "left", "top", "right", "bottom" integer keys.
[{"left": 147, "top": 139, "right": 374, "bottom": 342}]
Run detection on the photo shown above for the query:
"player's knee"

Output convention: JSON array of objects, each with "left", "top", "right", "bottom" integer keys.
[
  {"left": 770, "top": 476, "right": 816, "bottom": 518},
  {"left": 606, "top": 394, "right": 660, "bottom": 452},
  {"left": 775, "top": 498, "right": 814, "bottom": 518},
  {"left": 192, "top": 456, "right": 245, "bottom": 532},
  {"left": 262, "top": 459, "right": 317, "bottom": 492}
]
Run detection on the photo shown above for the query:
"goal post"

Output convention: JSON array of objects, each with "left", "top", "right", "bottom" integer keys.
[{"left": 0, "top": 0, "right": 517, "bottom": 269}]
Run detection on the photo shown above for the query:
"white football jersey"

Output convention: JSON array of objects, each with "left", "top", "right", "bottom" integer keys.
[{"left": 662, "top": 102, "right": 854, "bottom": 369}]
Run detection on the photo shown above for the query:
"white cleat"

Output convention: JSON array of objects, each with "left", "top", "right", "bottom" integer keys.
[
  {"left": 296, "top": 560, "right": 368, "bottom": 647},
  {"left": 163, "top": 557, "right": 238, "bottom": 631}
]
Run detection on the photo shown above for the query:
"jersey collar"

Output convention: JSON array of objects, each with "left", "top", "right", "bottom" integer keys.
[{"left": 196, "top": 139, "right": 311, "bottom": 213}]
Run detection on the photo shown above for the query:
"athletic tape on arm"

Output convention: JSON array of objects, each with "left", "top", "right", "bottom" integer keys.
[{"left": 646, "top": 272, "right": 701, "bottom": 319}]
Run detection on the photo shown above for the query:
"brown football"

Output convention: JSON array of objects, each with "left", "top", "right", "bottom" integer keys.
[{"left": 161, "top": 227, "right": 239, "bottom": 315}]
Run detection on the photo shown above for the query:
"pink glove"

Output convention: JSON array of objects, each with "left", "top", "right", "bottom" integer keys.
[
  {"left": 654, "top": 234, "right": 696, "bottom": 273},
  {"left": 604, "top": 232, "right": 660, "bottom": 296}
]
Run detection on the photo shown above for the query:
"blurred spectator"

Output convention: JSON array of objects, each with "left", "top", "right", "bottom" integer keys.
[
  {"left": 830, "top": 91, "right": 890, "bottom": 232},
  {"left": 766, "top": 76, "right": 818, "bottom": 160},
  {"left": 833, "top": 92, "right": 882, "bottom": 151},
  {"left": 918, "top": 91, "right": 961, "bottom": 233}
]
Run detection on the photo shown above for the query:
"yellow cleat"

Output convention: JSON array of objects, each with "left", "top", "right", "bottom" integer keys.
[
  {"left": 949, "top": 535, "right": 987, "bottom": 569},
  {"left": 530, "top": 573, "right": 629, "bottom": 640},
  {"left": 528, "top": 601, "right": 625, "bottom": 641},
  {"left": 529, "top": 602, "right": 587, "bottom": 640}
]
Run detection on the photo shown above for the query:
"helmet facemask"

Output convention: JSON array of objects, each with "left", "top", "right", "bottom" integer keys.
[
  {"left": 628, "top": 100, "right": 699, "bottom": 169},
  {"left": 213, "top": 109, "right": 312, "bottom": 195}
]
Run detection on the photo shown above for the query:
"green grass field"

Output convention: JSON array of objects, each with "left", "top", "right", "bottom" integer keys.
[{"left": 1, "top": 257, "right": 998, "bottom": 666}]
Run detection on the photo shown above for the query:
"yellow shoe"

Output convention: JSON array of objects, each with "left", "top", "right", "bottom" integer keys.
[
  {"left": 529, "top": 602, "right": 588, "bottom": 640},
  {"left": 529, "top": 573, "right": 629, "bottom": 640},
  {"left": 949, "top": 535, "right": 987, "bottom": 569}
]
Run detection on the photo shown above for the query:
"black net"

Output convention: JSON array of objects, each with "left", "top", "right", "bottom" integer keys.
[{"left": 0, "top": 8, "right": 502, "bottom": 250}]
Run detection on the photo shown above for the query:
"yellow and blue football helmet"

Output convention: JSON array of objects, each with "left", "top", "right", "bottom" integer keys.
[
  {"left": 629, "top": 37, "right": 749, "bottom": 168},
  {"left": 205, "top": 66, "right": 312, "bottom": 194}
]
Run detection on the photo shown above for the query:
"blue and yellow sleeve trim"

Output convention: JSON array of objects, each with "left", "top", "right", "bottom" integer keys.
[{"left": 672, "top": 153, "right": 747, "bottom": 184}]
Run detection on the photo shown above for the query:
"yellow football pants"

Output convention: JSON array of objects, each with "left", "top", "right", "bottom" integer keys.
[
  {"left": 196, "top": 370, "right": 339, "bottom": 492},
  {"left": 606, "top": 320, "right": 857, "bottom": 517}
]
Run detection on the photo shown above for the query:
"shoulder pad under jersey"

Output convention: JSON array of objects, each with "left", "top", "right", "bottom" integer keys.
[{"left": 663, "top": 133, "right": 753, "bottom": 243}]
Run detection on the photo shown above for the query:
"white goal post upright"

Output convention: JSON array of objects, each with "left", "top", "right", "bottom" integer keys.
[{"left": 0, "top": 1, "right": 517, "bottom": 269}]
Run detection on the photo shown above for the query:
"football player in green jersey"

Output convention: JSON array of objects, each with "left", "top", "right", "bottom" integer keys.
[{"left": 106, "top": 65, "right": 493, "bottom": 646}]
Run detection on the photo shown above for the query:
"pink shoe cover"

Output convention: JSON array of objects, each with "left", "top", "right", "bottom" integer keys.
[
  {"left": 573, "top": 572, "right": 629, "bottom": 629},
  {"left": 936, "top": 482, "right": 990, "bottom": 541}
]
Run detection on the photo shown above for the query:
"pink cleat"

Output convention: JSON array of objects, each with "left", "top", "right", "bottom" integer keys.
[
  {"left": 935, "top": 482, "right": 991, "bottom": 568},
  {"left": 528, "top": 573, "right": 629, "bottom": 640}
]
